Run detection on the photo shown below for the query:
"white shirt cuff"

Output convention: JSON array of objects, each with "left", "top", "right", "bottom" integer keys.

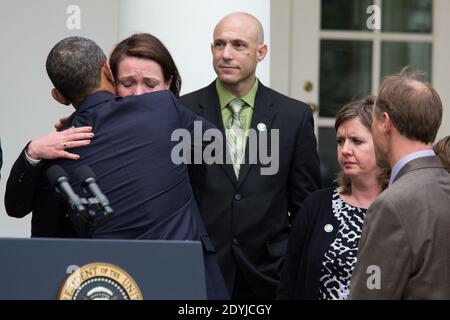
[{"left": 24, "top": 149, "right": 42, "bottom": 166}]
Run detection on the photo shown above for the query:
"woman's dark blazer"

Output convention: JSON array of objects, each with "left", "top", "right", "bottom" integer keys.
[{"left": 277, "top": 187, "right": 339, "bottom": 299}]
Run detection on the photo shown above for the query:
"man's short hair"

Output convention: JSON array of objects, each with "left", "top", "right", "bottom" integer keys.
[
  {"left": 374, "top": 68, "right": 442, "bottom": 144},
  {"left": 46, "top": 36, "right": 106, "bottom": 102}
]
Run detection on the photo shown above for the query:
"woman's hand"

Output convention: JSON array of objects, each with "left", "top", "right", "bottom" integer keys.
[{"left": 27, "top": 126, "right": 94, "bottom": 160}]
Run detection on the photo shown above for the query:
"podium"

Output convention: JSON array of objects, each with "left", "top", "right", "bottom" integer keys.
[{"left": 0, "top": 237, "right": 206, "bottom": 300}]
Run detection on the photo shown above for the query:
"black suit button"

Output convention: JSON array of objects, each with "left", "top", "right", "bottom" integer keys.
[
  {"left": 234, "top": 193, "right": 242, "bottom": 201},
  {"left": 233, "top": 238, "right": 240, "bottom": 245}
]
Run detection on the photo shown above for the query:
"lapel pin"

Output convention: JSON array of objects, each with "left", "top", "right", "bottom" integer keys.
[
  {"left": 257, "top": 123, "right": 267, "bottom": 132},
  {"left": 324, "top": 224, "right": 333, "bottom": 233}
]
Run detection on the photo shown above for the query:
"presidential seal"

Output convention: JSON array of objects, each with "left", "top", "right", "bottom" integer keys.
[{"left": 58, "top": 262, "right": 143, "bottom": 300}]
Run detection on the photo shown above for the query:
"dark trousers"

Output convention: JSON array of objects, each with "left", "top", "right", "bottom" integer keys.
[{"left": 231, "top": 268, "right": 257, "bottom": 300}]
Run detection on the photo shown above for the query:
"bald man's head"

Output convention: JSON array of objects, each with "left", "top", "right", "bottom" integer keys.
[
  {"left": 211, "top": 12, "right": 268, "bottom": 96},
  {"left": 214, "top": 12, "right": 264, "bottom": 44}
]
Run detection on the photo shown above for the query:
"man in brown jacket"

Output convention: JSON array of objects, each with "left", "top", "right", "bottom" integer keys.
[{"left": 350, "top": 69, "right": 450, "bottom": 299}]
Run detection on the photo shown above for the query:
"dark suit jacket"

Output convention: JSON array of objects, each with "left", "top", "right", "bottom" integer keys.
[
  {"left": 350, "top": 156, "right": 450, "bottom": 299},
  {"left": 180, "top": 81, "right": 321, "bottom": 298},
  {"left": 277, "top": 187, "right": 339, "bottom": 299},
  {"left": 5, "top": 90, "right": 228, "bottom": 299}
]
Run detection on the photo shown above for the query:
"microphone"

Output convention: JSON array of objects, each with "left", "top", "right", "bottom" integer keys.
[
  {"left": 75, "top": 165, "right": 114, "bottom": 217},
  {"left": 46, "top": 165, "right": 86, "bottom": 213}
]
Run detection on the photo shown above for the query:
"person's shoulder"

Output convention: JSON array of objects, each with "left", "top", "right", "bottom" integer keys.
[
  {"left": 123, "top": 90, "right": 178, "bottom": 112},
  {"left": 180, "top": 82, "right": 215, "bottom": 103},
  {"left": 259, "top": 84, "right": 309, "bottom": 108},
  {"left": 257, "top": 83, "right": 312, "bottom": 124},
  {"left": 388, "top": 167, "right": 433, "bottom": 197},
  {"left": 293, "top": 187, "right": 334, "bottom": 226},
  {"left": 380, "top": 163, "right": 450, "bottom": 208},
  {"left": 134, "top": 90, "right": 177, "bottom": 102},
  {"left": 368, "top": 181, "right": 411, "bottom": 219},
  {"left": 302, "top": 187, "right": 334, "bottom": 207}
]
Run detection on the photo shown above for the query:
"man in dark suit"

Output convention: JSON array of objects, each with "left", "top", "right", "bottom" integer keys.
[
  {"left": 350, "top": 69, "right": 450, "bottom": 299},
  {"left": 180, "top": 12, "right": 321, "bottom": 299},
  {"left": 5, "top": 36, "right": 228, "bottom": 299}
]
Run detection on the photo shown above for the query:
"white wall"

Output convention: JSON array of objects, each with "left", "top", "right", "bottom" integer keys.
[
  {"left": 0, "top": 0, "right": 119, "bottom": 237},
  {"left": 434, "top": 0, "right": 450, "bottom": 141},
  {"left": 118, "top": 0, "right": 271, "bottom": 95}
]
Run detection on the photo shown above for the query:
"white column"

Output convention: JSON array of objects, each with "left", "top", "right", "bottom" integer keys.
[
  {"left": 433, "top": 0, "right": 450, "bottom": 140},
  {"left": 118, "top": 0, "right": 271, "bottom": 95}
]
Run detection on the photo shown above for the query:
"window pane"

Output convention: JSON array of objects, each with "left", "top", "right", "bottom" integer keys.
[
  {"left": 382, "top": 0, "right": 432, "bottom": 33},
  {"left": 381, "top": 42, "right": 432, "bottom": 82},
  {"left": 318, "top": 127, "right": 340, "bottom": 188},
  {"left": 322, "top": 0, "right": 374, "bottom": 31},
  {"left": 320, "top": 40, "right": 372, "bottom": 117}
]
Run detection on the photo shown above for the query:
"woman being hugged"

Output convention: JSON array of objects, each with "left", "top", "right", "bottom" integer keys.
[
  {"left": 109, "top": 33, "right": 181, "bottom": 98},
  {"left": 4, "top": 33, "right": 182, "bottom": 233},
  {"left": 277, "top": 97, "right": 389, "bottom": 300}
]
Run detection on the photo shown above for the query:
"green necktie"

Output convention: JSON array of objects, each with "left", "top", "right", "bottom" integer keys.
[{"left": 226, "top": 98, "right": 246, "bottom": 177}]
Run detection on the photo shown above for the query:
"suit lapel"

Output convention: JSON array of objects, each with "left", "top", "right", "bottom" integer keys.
[
  {"left": 237, "top": 83, "right": 276, "bottom": 187},
  {"left": 197, "top": 82, "right": 238, "bottom": 186}
]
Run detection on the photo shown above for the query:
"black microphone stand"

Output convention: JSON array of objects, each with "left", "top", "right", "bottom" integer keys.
[{"left": 76, "top": 197, "right": 114, "bottom": 238}]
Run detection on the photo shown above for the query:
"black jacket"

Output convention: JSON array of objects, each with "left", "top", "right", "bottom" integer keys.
[
  {"left": 5, "top": 145, "right": 76, "bottom": 237},
  {"left": 180, "top": 81, "right": 321, "bottom": 298},
  {"left": 277, "top": 187, "right": 339, "bottom": 299}
]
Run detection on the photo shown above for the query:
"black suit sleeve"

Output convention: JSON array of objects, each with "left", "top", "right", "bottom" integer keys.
[
  {"left": 277, "top": 197, "right": 313, "bottom": 299},
  {"left": 287, "top": 106, "right": 321, "bottom": 222},
  {"left": 4, "top": 145, "right": 43, "bottom": 218}
]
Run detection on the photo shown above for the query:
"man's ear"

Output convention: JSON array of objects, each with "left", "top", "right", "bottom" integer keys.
[
  {"left": 256, "top": 43, "right": 268, "bottom": 62},
  {"left": 382, "top": 112, "right": 392, "bottom": 134},
  {"left": 51, "top": 88, "right": 70, "bottom": 106},
  {"left": 103, "top": 62, "right": 115, "bottom": 85}
]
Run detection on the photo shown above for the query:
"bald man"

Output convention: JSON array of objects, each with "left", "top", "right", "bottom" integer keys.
[{"left": 180, "top": 12, "right": 321, "bottom": 299}]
